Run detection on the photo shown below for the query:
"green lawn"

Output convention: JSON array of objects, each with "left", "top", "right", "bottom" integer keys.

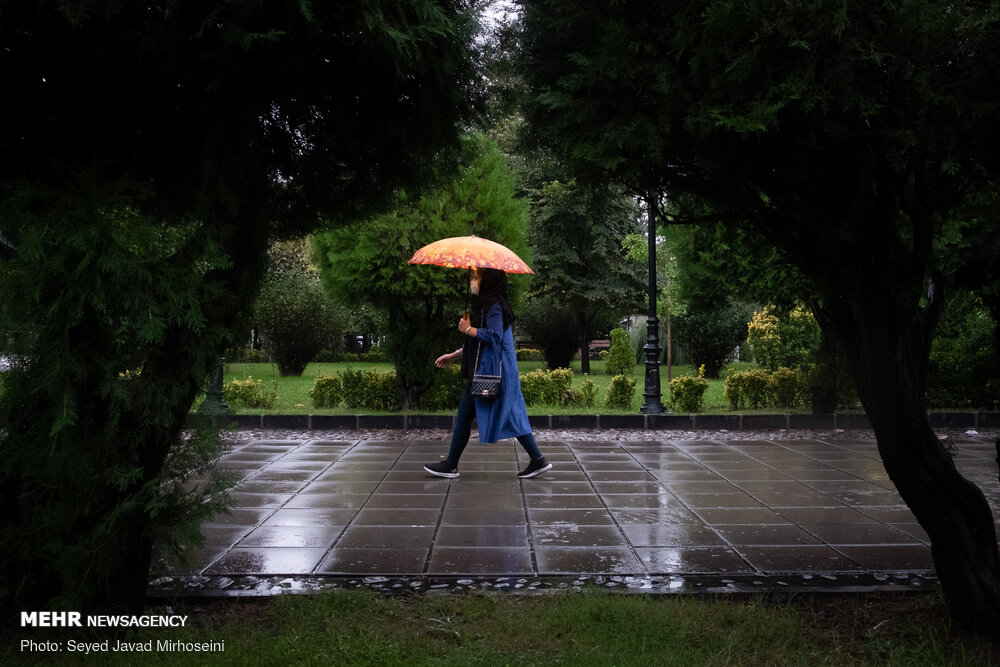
[
  {"left": 8, "top": 589, "right": 996, "bottom": 665},
  {"left": 220, "top": 360, "right": 767, "bottom": 415}
]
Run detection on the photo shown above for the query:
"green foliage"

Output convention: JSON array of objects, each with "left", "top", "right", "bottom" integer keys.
[
  {"left": 746, "top": 308, "right": 783, "bottom": 370},
  {"left": 224, "top": 376, "right": 278, "bottom": 409},
  {"left": 518, "top": 294, "right": 579, "bottom": 370},
  {"left": 673, "top": 300, "right": 754, "bottom": 379},
  {"left": 604, "top": 375, "right": 637, "bottom": 410},
  {"left": 150, "top": 424, "right": 235, "bottom": 572},
  {"left": 604, "top": 328, "right": 636, "bottom": 376},
  {"left": 928, "top": 293, "right": 999, "bottom": 408},
  {"left": 255, "top": 241, "right": 351, "bottom": 377},
  {"left": 576, "top": 378, "right": 599, "bottom": 408},
  {"left": 770, "top": 367, "right": 810, "bottom": 409},
  {"left": 526, "top": 175, "right": 645, "bottom": 372},
  {"left": 0, "top": 187, "right": 237, "bottom": 615},
  {"left": 313, "top": 133, "right": 530, "bottom": 408},
  {"left": 516, "top": 347, "right": 545, "bottom": 362},
  {"left": 748, "top": 305, "right": 821, "bottom": 372},
  {"left": 520, "top": 369, "right": 562, "bottom": 406},
  {"left": 226, "top": 347, "right": 270, "bottom": 363},
  {"left": 420, "top": 365, "right": 468, "bottom": 411},
  {"left": 725, "top": 369, "right": 772, "bottom": 410},
  {"left": 309, "top": 374, "right": 343, "bottom": 409},
  {"left": 520, "top": 367, "right": 596, "bottom": 408},
  {"left": 669, "top": 371, "right": 709, "bottom": 413},
  {"left": 339, "top": 367, "right": 401, "bottom": 411},
  {"left": 724, "top": 367, "right": 809, "bottom": 410},
  {"left": 1, "top": 0, "right": 479, "bottom": 617}
]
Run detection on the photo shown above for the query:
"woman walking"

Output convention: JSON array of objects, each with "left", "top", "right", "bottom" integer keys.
[{"left": 424, "top": 267, "right": 552, "bottom": 479}]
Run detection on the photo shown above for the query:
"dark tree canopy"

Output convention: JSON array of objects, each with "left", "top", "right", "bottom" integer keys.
[
  {"left": 0, "top": 0, "right": 479, "bottom": 620},
  {"left": 519, "top": 0, "right": 1000, "bottom": 639},
  {"left": 2, "top": 0, "right": 478, "bottom": 229}
]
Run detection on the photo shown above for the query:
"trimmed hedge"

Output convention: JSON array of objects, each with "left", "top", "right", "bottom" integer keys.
[
  {"left": 669, "top": 373, "right": 709, "bottom": 413},
  {"left": 516, "top": 347, "right": 545, "bottom": 362},
  {"left": 519, "top": 367, "right": 597, "bottom": 407},
  {"left": 421, "top": 365, "right": 467, "bottom": 411},
  {"left": 724, "top": 367, "right": 808, "bottom": 410},
  {"left": 224, "top": 376, "right": 277, "bottom": 409}
]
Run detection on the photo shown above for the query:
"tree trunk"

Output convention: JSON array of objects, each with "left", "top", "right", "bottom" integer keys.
[
  {"left": 578, "top": 310, "right": 591, "bottom": 375},
  {"left": 842, "top": 301, "right": 1000, "bottom": 641},
  {"left": 810, "top": 327, "right": 841, "bottom": 413}
]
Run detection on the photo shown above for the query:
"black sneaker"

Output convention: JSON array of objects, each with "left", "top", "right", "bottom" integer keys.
[
  {"left": 517, "top": 457, "right": 552, "bottom": 479},
  {"left": 424, "top": 461, "right": 459, "bottom": 478}
]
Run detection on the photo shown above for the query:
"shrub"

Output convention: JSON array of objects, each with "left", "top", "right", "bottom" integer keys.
[
  {"left": 362, "top": 344, "right": 386, "bottom": 362},
  {"left": 673, "top": 299, "right": 754, "bottom": 378},
  {"left": 746, "top": 307, "right": 782, "bottom": 370},
  {"left": 604, "top": 374, "right": 637, "bottom": 410},
  {"left": 518, "top": 295, "right": 579, "bottom": 369},
  {"left": 577, "top": 378, "right": 598, "bottom": 407},
  {"left": 340, "top": 367, "right": 367, "bottom": 409},
  {"left": 669, "top": 372, "right": 709, "bottom": 413},
  {"left": 520, "top": 368, "right": 562, "bottom": 406},
  {"left": 366, "top": 370, "right": 400, "bottom": 411},
  {"left": 421, "top": 365, "right": 466, "bottom": 411},
  {"left": 516, "top": 347, "right": 545, "bottom": 362},
  {"left": 747, "top": 305, "right": 821, "bottom": 371},
  {"left": 928, "top": 292, "right": 999, "bottom": 408},
  {"left": 598, "top": 349, "right": 610, "bottom": 361},
  {"left": 224, "top": 376, "right": 277, "bottom": 409},
  {"left": 309, "top": 374, "right": 343, "bottom": 408},
  {"left": 605, "top": 328, "right": 636, "bottom": 376},
  {"left": 225, "top": 346, "right": 269, "bottom": 363},
  {"left": 339, "top": 367, "right": 400, "bottom": 411},
  {"left": 769, "top": 367, "right": 808, "bottom": 409},
  {"left": 314, "top": 349, "right": 337, "bottom": 363},
  {"left": 254, "top": 247, "right": 351, "bottom": 376},
  {"left": 724, "top": 368, "right": 771, "bottom": 410}
]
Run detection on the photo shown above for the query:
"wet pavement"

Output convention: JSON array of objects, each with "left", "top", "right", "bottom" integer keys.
[{"left": 149, "top": 431, "right": 1000, "bottom": 597}]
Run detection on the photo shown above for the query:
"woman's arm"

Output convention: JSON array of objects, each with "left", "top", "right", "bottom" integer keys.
[{"left": 472, "top": 304, "right": 504, "bottom": 347}]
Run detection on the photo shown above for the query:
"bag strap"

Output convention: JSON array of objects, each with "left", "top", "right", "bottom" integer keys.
[{"left": 472, "top": 309, "right": 502, "bottom": 377}]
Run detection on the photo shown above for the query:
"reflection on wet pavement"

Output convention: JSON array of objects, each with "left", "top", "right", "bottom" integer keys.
[{"left": 151, "top": 434, "right": 1000, "bottom": 595}]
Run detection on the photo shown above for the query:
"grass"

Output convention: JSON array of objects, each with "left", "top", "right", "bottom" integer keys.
[
  {"left": 8, "top": 589, "right": 997, "bottom": 665},
  {"left": 220, "top": 360, "right": 773, "bottom": 415}
]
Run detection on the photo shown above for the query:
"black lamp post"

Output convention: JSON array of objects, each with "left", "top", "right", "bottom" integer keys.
[{"left": 639, "top": 193, "right": 666, "bottom": 415}]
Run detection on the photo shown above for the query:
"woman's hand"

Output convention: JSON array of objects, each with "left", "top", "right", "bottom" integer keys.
[
  {"left": 458, "top": 314, "right": 476, "bottom": 337},
  {"left": 435, "top": 350, "right": 461, "bottom": 368}
]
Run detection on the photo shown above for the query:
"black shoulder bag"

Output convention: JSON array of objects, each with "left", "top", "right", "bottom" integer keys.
[{"left": 470, "top": 310, "right": 502, "bottom": 399}]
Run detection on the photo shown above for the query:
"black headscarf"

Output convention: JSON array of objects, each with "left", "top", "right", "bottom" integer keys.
[{"left": 470, "top": 267, "right": 515, "bottom": 329}]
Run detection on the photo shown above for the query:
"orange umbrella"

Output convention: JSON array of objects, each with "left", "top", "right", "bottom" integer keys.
[{"left": 407, "top": 235, "right": 534, "bottom": 274}]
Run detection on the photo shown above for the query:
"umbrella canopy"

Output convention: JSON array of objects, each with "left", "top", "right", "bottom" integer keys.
[{"left": 407, "top": 235, "right": 534, "bottom": 274}]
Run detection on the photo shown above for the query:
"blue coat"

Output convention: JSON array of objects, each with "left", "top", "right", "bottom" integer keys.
[{"left": 471, "top": 303, "right": 532, "bottom": 444}]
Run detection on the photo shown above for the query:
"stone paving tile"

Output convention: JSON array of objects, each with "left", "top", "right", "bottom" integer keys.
[
  {"left": 635, "top": 547, "right": 752, "bottom": 574},
  {"left": 535, "top": 547, "right": 642, "bottom": 574},
  {"left": 427, "top": 547, "right": 534, "bottom": 575},
  {"left": 175, "top": 432, "right": 1000, "bottom": 585}
]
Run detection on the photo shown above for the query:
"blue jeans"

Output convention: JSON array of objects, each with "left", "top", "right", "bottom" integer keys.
[{"left": 445, "top": 384, "right": 542, "bottom": 466}]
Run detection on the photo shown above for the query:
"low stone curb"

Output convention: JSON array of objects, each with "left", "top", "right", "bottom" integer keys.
[
  {"left": 147, "top": 572, "right": 940, "bottom": 599},
  {"left": 190, "top": 411, "right": 1000, "bottom": 432}
]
